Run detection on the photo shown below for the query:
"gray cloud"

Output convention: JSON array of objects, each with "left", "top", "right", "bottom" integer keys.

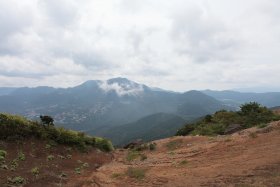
[{"left": 0, "top": 0, "right": 279, "bottom": 91}]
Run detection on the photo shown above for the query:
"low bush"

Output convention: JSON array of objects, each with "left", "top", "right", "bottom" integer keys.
[
  {"left": 177, "top": 102, "right": 280, "bottom": 136},
  {"left": 126, "top": 167, "right": 146, "bottom": 180},
  {"left": 0, "top": 150, "right": 7, "bottom": 162},
  {"left": 47, "top": 155, "right": 55, "bottom": 161},
  {"left": 7, "top": 176, "right": 25, "bottom": 185},
  {"left": 31, "top": 167, "right": 39, "bottom": 176},
  {"left": 126, "top": 151, "right": 141, "bottom": 162},
  {"left": 0, "top": 150, "right": 7, "bottom": 158}
]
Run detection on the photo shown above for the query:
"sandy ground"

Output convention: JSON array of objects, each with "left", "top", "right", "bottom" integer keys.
[{"left": 71, "top": 121, "right": 280, "bottom": 187}]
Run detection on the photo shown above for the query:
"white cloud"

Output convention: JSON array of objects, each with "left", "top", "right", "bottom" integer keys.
[
  {"left": 98, "top": 81, "right": 144, "bottom": 96},
  {"left": 0, "top": 0, "right": 279, "bottom": 91}
]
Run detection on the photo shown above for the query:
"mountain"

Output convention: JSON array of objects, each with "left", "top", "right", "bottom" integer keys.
[
  {"left": 177, "top": 90, "right": 227, "bottom": 118},
  {"left": 96, "top": 113, "right": 186, "bottom": 146},
  {"left": 202, "top": 90, "right": 280, "bottom": 108},
  {"left": 0, "top": 87, "right": 18, "bottom": 96},
  {"left": 0, "top": 78, "right": 229, "bottom": 140}
]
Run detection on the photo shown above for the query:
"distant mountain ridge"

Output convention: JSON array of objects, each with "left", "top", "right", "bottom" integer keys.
[
  {"left": 0, "top": 78, "right": 229, "bottom": 138},
  {"left": 202, "top": 90, "right": 280, "bottom": 107},
  {"left": 1, "top": 78, "right": 279, "bottom": 144}
]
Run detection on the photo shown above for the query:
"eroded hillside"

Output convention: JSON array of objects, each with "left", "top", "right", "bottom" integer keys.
[{"left": 71, "top": 121, "right": 280, "bottom": 187}]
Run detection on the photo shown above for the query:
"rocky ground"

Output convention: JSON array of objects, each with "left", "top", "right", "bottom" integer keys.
[{"left": 71, "top": 121, "right": 280, "bottom": 187}]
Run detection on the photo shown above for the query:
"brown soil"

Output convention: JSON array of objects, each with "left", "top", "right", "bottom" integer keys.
[
  {"left": 0, "top": 139, "right": 112, "bottom": 187},
  {"left": 71, "top": 121, "right": 280, "bottom": 187}
]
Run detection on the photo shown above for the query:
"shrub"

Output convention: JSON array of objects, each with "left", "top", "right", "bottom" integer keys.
[
  {"left": 126, "top": 167, "right": 146, "bottom": 180},
  {"left": 0, "top": 155, "right": 4, "bottom": 162},
  {"left": 0, "top": 150, "right": 7, "bottom": 158},
  {"left": 74, "top": 167, "right": 81, "bottom": 174},
  {"left": 18, "top": 151, "right": 25, "bottom": 161},
  {"left": 166, "top": 139, "right": 182, "bottom": 150},
  {"left": 10, "top": 159, "right": 19, "bottom": 171},
  {"left": 140, "top": 154, "right": 147, "bottom": 161},
  {"left": 111, "top": 173, "right": 123, "bottom": 178},
  {"left": 94, "top": 137, "right": 114, "bottom": 152},
  {"left": 40, "top": 115, "right": 54, "bottom": 126},
  {"left": 249, "top": 132, "right": 257, "bottom": 138},
  {"left": 7, "top": 176, "right": 25, "bottom": 185},
  {"left": 126, "top": 151, "right": 140, "bottom": 161},
  {"left": 149, "top": 143, "right": 156, "bottom": 151},
  {"left": 0, "top": 150, "right": 7, "bottom": 162},
  {"left": 31, "top": 167, "right": 39, "bottom": 176},
  {"left": 179, "top": 160, "right": 188, "bottom": 166},
  {"left": 47, "top": 155, "right": 55, "bottom": 161},
  {"left": 176, "top": 124, "right": 195, "bottom": 136}
]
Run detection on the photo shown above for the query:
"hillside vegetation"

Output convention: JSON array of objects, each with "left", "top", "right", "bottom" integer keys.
[
  {"left": 0, "top": 113, "right": 113, "bottom": 152},
  {"left": 99, "top": 113, "right": 186, "bottom": 146},
  {"left": 177, "top": 102, "right": 280, "bottom": 136}
]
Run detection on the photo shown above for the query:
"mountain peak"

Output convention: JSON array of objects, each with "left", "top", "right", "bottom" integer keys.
[
  {"left": 107, "top": 77, "right": 132, "bottom": 85},
  {"left": 98, "top": 77, "right": 145, "bottom": 97}
]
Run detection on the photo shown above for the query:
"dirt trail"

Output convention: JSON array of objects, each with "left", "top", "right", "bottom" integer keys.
[{"left": 70, "top": 121, "right": 280, "bottom": 187}]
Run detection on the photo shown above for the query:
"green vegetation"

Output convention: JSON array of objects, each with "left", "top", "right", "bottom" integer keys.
[
  {"left": 140, "top": 154, "right": 147, "bottom": 161},
  {"left": 0, "top": 149, "right": 7, "bottom": 162},
  {"left": 111, "top": 172, "right": 124, "bottom": 179},
  {"left": 0, "top": 113, "right": 113, "bottom": 152},
  {"left": 126, "top": 167, "right": 146, "bottom": 180},
  {"left": 31, "top": 167, "right": 39, "bottom": 176},
  {"left": 10, "top": 159, "right": 19, "bottom": 171},
  {"left": 18, "top": 151, "right": 25, "bottom": 161},
  {"left": 126, "top": 151, "right": 141, "bottom": 162},
  {"left": 7, "top": 176, "right": 26, "bottom": 185},
  {"left": 133, "top": 143, "right": 157, "bottom": 152},
  {"left": 149, "top": 143, "right": 156, "bottom": 151},
  {"left": 74, "top": 167, "right": 81, "bottom": 174},
  {"left": 179, "top": 160, "right": 188, "bottom": 166},
  {"left": 249, "top": 132, "right": 258, "bottom": 138},
  {"left": 74, "top": 160, "right": 89, "bottom": 175},
  {"left": 47, "top": 155, "right": 55, "bottom": 161},
  {"left": 176, "top": 102, "right": 280, "bottom": 136},
  {"left": 166, "top": 139, "right": 183, "bottom": 150}
]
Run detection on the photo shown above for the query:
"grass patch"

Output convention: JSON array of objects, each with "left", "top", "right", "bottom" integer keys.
[
  {"left": 47, "top": 155, "right": 54, "bottom": 161},
  {"left": 166, "top": 139, "right": 183, "bottom": 150},
  {"left": 140, "top": 154, "right": 147, "bottom": 161},
  {"left": 7, "top": 176, "right": 25, "bottom": 185},
  {"left": 0, "top": 149, "right": 7, "bottom": 162},
  {"left": 10, "top": 159, "right": 19, "bottom": 171},
  {"left": 31, "top": 167, "right": 39, "bottom": 177},
  {"left": 111, "top": 173, "right": 124, "bottom": 179},
  {"left": 257, "top": 124, "right": 267, "bottom": 129},
  {"left": 249, "top": 132, "right": 257, "bottom": 138},
  {"left": 126, "top": 167, "right": 146, "bottom": 180},
  {"left": 179, "top": 160, "right": 188, "bottom": 166},
  {"left": 17, "top": 151, "right": 25, "bottom": 161},
  {"left": 224, "top": 138, "right": 232, "bottom": 142},
  {"left": 126, "top": 151, "right": 141, "bottom": 161}
]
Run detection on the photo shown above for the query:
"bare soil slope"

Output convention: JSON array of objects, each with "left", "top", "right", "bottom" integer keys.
[{"left": 72, "top": 121, "right": 280, "bottom": 187}]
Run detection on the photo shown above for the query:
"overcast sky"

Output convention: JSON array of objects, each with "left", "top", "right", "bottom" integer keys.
[{"left": 0, "top": 0, "right": 279, "bottom": 91}]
